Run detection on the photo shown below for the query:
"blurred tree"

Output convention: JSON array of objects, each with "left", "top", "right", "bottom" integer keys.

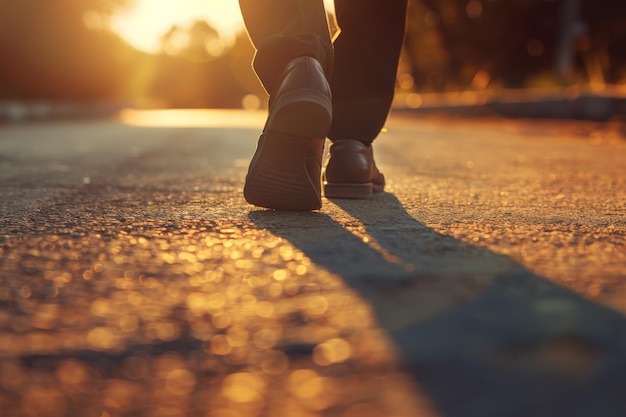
[
  {"left": 404, "top": 0, "right": 561, "bottom": 91},
  {"left": 148, "top": 21, "right": 257, "bottom": 109},
  {"left": 578, "top": 0, "right": 626, "bottom": 85},
  {"left": 402, "top": 0, "right": 626, "bottom": 91},
  {"left": 0, "top": 0, "right": 134, "bottom": 100},
  {"left": 0, "top": 1, "right": 263, "bottom": 109},
  {"left": 554, "top": 0, "right": 582, "bottom": 84}
]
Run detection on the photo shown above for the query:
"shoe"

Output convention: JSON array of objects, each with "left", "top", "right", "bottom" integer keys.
[
  {"left": 323, "top": 139, "right": 386, "bottom": 199},
  {"left": 244, "top": 56, "right": 332, "bottom": 211}
]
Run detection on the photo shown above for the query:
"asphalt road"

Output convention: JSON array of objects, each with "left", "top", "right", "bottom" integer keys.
[{"left": 0, "top": 110, "right": 625, "bottom": 417}]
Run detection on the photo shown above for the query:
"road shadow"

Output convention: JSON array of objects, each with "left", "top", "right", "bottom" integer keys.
[{"left": 249, "top": 193, "right": 626, "bottom": 417}]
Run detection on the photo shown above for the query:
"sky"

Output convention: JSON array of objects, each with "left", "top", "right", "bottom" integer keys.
[{"left": 111, "top": 0, "right": 335, "bottom": 54}]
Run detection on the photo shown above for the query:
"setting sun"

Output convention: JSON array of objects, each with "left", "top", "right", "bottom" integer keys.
[
  {"left": 111, "top": 0, "right": 336, "bottom": 54},
  {"left": 111, "top": 0, "right": 244, "bottom": 53}
]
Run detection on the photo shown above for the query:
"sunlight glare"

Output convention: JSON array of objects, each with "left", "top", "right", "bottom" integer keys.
[
  {"left": 111, "top": 0, "right": 244, "bottom": 53},
  {"left": 118, "top": 109, "right": 266, "bottom": 128},
  {"left": 112, "top": 0, "right": 337, "bottom": 54}
]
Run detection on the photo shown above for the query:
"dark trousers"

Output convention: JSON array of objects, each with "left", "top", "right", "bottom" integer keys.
[{"left": 239, "top": 0, "right": 408, "bottom": 144}]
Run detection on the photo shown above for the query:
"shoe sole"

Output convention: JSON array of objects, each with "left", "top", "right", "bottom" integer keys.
[
  {"left": 324, "top": 180, "right": 385, "bottom": 199},
  {"left": 244, "top": 90, "right": 331, "bottom": 211},
  {"left": 324, "top": 182, "right": 373, "bottom": 199}
]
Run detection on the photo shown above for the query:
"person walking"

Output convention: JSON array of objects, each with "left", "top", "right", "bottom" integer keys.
[{"left": 239, "top": 0, "right": 408, "bottom": 210}]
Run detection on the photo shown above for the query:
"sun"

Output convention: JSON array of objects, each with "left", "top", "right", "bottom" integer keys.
[
  {"left": 110, "top": 0, "right": 245, "bottom": 53},
  {"left": 111, "top": 0, "right": 337, "bottom": 54}
]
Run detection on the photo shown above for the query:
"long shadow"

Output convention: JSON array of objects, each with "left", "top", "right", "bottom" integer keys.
[{"left": 249, "top": 193, "right": 626, "bottom": 417}]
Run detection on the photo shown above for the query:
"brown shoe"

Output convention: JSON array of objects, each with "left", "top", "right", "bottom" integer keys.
[
  {"left": 244, "top": 57, "right": 332, "bottom": 211},
  {"left": 323, "top": 140, "right": 385, "bottom": 199}
]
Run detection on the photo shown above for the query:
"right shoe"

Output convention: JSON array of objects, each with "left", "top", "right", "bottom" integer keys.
[
  {"left": 323, "top": 139, "right": 386, "bottom": 199},
  {"left": 244, "top": 56, "right": 332, "bottom": 211}
]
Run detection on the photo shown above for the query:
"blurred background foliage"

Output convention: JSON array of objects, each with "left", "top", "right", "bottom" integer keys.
[{"left": 1, "top": 0, "right": 625, "bottom": 109}]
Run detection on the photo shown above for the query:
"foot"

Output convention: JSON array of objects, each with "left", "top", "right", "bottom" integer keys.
[
  {"left": 323, "top": 140, "right": 385, "bottom": 199},
  {"left": 244, "top": 57, "right": 332, "bottom": 211}
]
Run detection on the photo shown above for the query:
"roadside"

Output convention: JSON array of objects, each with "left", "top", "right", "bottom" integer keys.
[
  {"left": 394, "top": 85, "right": 626, "bottom": 122},
  {"left": 0, "top": 101, "right": 125, "bottom": 123},
  {"left": 5, "top": 85, "right": 626, "bottom": 125}
]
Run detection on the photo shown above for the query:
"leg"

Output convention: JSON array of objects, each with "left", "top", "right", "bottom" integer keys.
[
  {"left": 239, "top": 0, "right": 334, "bottom": 210},
  {"left": 323, "top": 0, "right": 408, "bottom": 199},
  {"left": 239, "top": 0, "right": 333, "bottom": 94},
  {"left": 328, "top": 0, "right": 408, "bottom": 144}
]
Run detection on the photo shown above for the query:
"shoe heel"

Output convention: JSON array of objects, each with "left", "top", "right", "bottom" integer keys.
[
  {"left": 268, "top": 89, "right": 332, "bottom": 138},
  {"left": 246, "top": 166, "right": 321, "bottom": 210},
  {"left": 324, "top": 182, "right": 373, "bottom": 199},
  {"left": 245, "top": 133, "right": 323, "bottom": 211}
]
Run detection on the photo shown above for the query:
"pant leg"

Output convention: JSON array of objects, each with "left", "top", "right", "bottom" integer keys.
[
  {"left": 328, "top": 0, "right": 408, "bottom": 145},
  {"left": 239, "top": 0, "right": 333, "bottom": 95}
]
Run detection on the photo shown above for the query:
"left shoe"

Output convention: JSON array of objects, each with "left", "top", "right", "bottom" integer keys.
[
  {"left": 244, "top": 56, "right": 332, "bottom": 211},
  {"left": 323, "top": 139, "right": 386, "bottom": 199}
]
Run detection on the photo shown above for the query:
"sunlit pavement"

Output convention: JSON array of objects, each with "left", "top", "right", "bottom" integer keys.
[{"left": 1, "top": 110, "right": 625, "bottom": 417}]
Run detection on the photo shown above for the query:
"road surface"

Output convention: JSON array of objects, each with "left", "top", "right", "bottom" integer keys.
[{"left": 0, "top": 110, "right": 625, "bottom": 417}]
